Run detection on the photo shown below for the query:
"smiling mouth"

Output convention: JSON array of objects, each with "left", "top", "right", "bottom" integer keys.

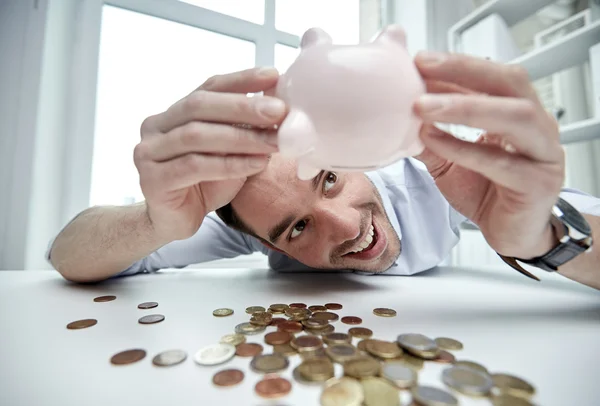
[{"left": 342, "top": 221, "right": 378, "bottom": 257}]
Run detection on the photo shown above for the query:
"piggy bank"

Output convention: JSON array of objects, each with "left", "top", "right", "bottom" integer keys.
[{"left": 275, "top": 25, "right": 426, "bottom": 180}]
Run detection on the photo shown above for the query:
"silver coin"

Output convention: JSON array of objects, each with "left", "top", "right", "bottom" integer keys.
[
  {"left": 397, "top": 333, "right": 437, "bottom": 351},
  {"left": 234, "top": 322, "right": 266, "bottom": 335},
  {"left": 441, "top": 366, "right": 493, "bottom": 396},
  {"left": 412, "top": 385, "right": 458, "bottom": 406},
  {"left": 381, "top": 362, "right": 417, "bottom": 389},
  {"left": 152, "top": 349, "right": 187, "bottom": 367},
  {"left": 138, "top": 314, "right": 165, "bottom": 324},
  {"left": 194, "top": 344, "right": 235, "bottom": 366}
]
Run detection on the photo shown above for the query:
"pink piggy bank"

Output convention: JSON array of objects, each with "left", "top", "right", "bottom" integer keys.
[{"left": 275, "top": 25, "right": 426, "bottom": 180}]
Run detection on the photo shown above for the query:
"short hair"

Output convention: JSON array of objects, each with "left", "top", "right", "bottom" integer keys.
[{"left": 215, "top": 203, "right": 262, "bottom": 241}]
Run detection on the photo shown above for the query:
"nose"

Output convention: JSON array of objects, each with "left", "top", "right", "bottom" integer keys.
[{"left": 315, "top": 201, "right": 361, "bottom": 246}]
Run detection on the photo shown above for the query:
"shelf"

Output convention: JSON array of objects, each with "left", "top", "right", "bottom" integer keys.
[
  {"left": 509, "top": 19, "right": 600, "bottom": 81},
  {"left": 448, "top": 0, "right": 555, "bottom": 52},
  {"left": 560, "top": 117, "right": 600, "bottom": 144}
]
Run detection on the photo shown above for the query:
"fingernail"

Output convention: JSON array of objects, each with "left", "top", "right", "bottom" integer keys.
[
  {"left": 416, "top": 51, "right": 446, "bottom": 66},
  {"left": 249, "top": 157, "right": 268, "bottom": 168},
  {"left": 257, "top": 66, "right": 279, "bottom": 78},
  {"left": 256, "top": 97, "right": 286, "bottom": 118},
  {"left": 417, "top": 94, "right": 449, "bottom": 113},
  {"left": 259, "top": 131, "right": 279, "bottom": 147}
]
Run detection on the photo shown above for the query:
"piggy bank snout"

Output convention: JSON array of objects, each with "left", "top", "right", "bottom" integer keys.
[{"left": 276, "top": 109, "right": 316, "bottom": 158}]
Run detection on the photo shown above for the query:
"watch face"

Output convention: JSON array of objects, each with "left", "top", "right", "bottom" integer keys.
[{"left": 556, "top": 198, "right": 592, "bottom": 235}]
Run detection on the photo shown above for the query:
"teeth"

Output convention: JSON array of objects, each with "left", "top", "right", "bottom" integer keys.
[
  {"left": 368, "top": 225, "right": 374, "bottom": 236},
  {"left": 351, "top": 224, "right": 375, "bottom": 253}
]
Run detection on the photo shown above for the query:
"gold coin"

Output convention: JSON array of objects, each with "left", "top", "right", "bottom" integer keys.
[
  {"left": 396, "top": 333, "right": 439, "bottom": 359},
  {"left": 250, "top": 353, "right": 289, "bottom": 374},
  {"left": 381, "top": 362, "right": 417, "bottom": 389},
  {"left": 325, "top": 343, "right": 359, "bottom": 363},
  {"left": 291, "top": 335, "right": 323, "bottom": 352},
  {"left": 398, "top": 353, "right": 424, "bottom": 371},
  {"left": 454, "top": 360, "right": 488, "bottom": 375},
  {"left": 234, "top": 322, "right": 265, "bottom": 335},
  {"left": 212, "top": 308, "right": 234, "bottom": 317},
  {"left": 491, "top": 394, "right": 534, "bottom": 406},
  {"left": 311, "top": 311, "right": 339, "bottom": 322},
  {"left": 365, "top": 340, "right": 403, "bottom": 359},
  {"left": 442, "top": 366, "right": 493, "bottom": 397},
  {"left": 434, "top": 337, "right": 463, "bottom": 351},
  {"left": 300, "top": 347, "right": 327, "bottom": 360},
  {"left": 320, "top": 377, "right": 364, "bottom": 406},
  {"left": 302, "top": 317, "right": 329, "bottom": 329},
  {"left": 349, "top": 327, "right": 373, "bottom": 339},
  {"left": 298, "top": 357, "right": 335, "bottom": 381},
  {"left": 273, "top": 343, "right": 297, "bottom": 357},
  {"left": 323, "top": 332, "right": 352, "bottom": 345},
  {"left": 292, "top": 366, "right": 325, "bottom": 387},
  {"left": 305, "top": 324, "right": 335, "bottom": 336},
  {"left": 361, "top": 377, "right": 400, "bottom": 406},
  {"left": 220, "top": 333, "right": 246, "bottom": 346},
  {"left": 343, "top": 356, "right": 381, "bottom": 378},
  {"left": 357, "top": 339, "right": 375, "bottom": 353},
  {"left": 246, "top": 306, "right": 265, "bottom": 314},
  {"left": 492, "top": 373, "right": 535, "bottom": 399},
  {"left": 268, "top": 303, "right": 289, "bottom": 313},
  {"left": 373, "top": 308, "right": 397, "bottom": 317},
  {"left": 412, "top": 385, "right": 458, "bottom": 406},
  {"left": 250, "top": 311, "right": 273, "bottom": 326},
  {"left": 285, "top": 307, "right": 311, "bottom": 321},
  {"left": 308, "top": 305, "right": 328, "bottom": 312}
]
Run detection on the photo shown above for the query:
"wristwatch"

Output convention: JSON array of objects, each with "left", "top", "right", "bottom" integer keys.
[{"left": 499, "top": 197, "right": 594, "bottom": 281}]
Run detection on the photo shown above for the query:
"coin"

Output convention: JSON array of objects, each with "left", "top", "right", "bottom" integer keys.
[
  {"left": 442, "top": 365, "right": 493, "bottom": 396},
  {"left": 273, "top": 343, "right": 297, "bottom": 357},
  {"left": 302, "top": 318, "right": 329, "bottom": 329},
  {"left": 152, "top": 349, "right": 187, "bottom": 367},
  {"left": 269, "top": 317, "right": 287, "bottom": 326},
  {"left": 373, "top": 308, "right": 396, "bottom": 317},
  {"left": 492, "top": 373, "right": 535, "bottom": 399},
  {"left": 66, "top": 319, "right": 97, "bottom": 329},
  {"left": 434, "top": 337, "right": 463, "bottom": 351},
  {"left": 265, "top": 331, "right": 292, "bottom": 345},
  {"left": 246, "top": 306, "right": 266, "bottom": 314},
  {"left": 291, "top": 335, "right": 323, "bottom": 352},
  {"left": 220, "top": 333, "right": 246, "bottom": 346},
  {"left": 491, "top": 394, "right": 534, "bottom": 406},
  {"left": 321, "top": 377, "right": 364, "bottom": 405},
  {"left": 250, "top": 353, "right": 289, "bottom": 374},
  {"left": 212, "top": 308, "right": 234, "bottom": 317},
  {"left": 289, "top": 302, "right": 307, "bottom": 308},
  {"left": 326, "top": 343, "right": 359, "bottom": 363},
  {"left": 412, "top": 385, "right": 458, "bottom": 406},
  {"left": 361, "top": 377, "right": 400, "bottom": 406},
  {"left": 255, "top": 376, "right": 292, "bottom": 398},
  {"left": 110, "top": 349, "right": 146, "bottom": 365},
  {"left": 305, "top": 324, "right": 335, "bottom": 336},
  {"left": 94, "top": 295, "right": 116, "bottom": 302},
  {"left": 300, "top": 347, "right": 327, "bottom": 360},
  {"left": 278, "top": 321, "right": 303, "bottom": 333},
  {"left": 365, "top": 340, "right": 403, "bottom": 359},
  {"left": 138, "top": 314, "right": 165, "bottom": 324},
  {"left": 325, "top": 303, "right": 343, "bottom": 310},
  {"left": 349, "top": 327, "right": 373, "bottom": 339},
  {"left": 285, "top": 307, "right": 311, "bottom": 321},
  {"left": 212, "top": 369, "right": 244, "bottom": 387},
  {"left": 235, "top": 322, "right": 266, "bottom": 335},
  {"left": 323, "top": 332, "right": 352, "bottom": 345},
  {"left": 397, "top": 333, "right": 439, "bottom": 359},
  {"left": 235, "top": 342, "right": 264, "bottom": 357},
  {"left": 399, "top": 353, "right": 424, "bottom": 371},
  {"left": 341, "top": 316, "right": 362, "bottom": 325},
  {"left": 344, "top": 356, "right": 381, "bottom": 378},
  {"left": 454, "top": 360, "right": 488, "bottom": 375},
  {"left": 433, "top": 350, "right": 455, "bottom": 364},
  {"left": 381, "top": 362, "right": 417, "bottom": 389},
  {"left": 292, "top": 365, "right": 325, "bottom": 386},
  {"left": 250, "top": 311, "right": 273, "bottom": 326},
  {"left": 357, "top": 339, "right": 374, "bottom": 352},
  {"left": 194, "top": 344, "right": 236, "bottom": 365},
  {"left": 311, "top": 311, "right": 339, "bottom": 322},
  {"left": 308, "top": 305, "right": 328, "bottom": 312},
  {"left": 268, "top": 303, "right": 289, "bottom": 313},
  {"left": 298, "top": 357, "right": 335, "bottom": 381},
  {"left": 137, "top": 301, "right": 158, "bottom": 309}
]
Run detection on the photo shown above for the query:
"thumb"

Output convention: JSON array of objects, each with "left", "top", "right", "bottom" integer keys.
[{"left": 414, "top": 124, "right": 448, "bottom": 175}]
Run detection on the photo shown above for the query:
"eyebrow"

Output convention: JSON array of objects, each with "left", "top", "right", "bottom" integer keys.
[{"left": 268, "top": 170, "right": 325, "bottom": 244}]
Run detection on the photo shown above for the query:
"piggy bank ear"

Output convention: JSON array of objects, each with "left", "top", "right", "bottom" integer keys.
[
  {"left": 373, "top": 25, "right": 407, "bottom": 48},
  {"left": 301, "top": 27, "right": 333, "bottom": 49}
]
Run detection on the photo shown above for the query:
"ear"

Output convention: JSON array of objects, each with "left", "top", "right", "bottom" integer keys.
[
  {"left": 301, "top": 27, "right": 333, "bottom": 49},
  {"left": 259, "top": 239, "right": 287, "bottom": 255},
  {"left": 373, "top": 24, "right": 407, "bottom": 47}
]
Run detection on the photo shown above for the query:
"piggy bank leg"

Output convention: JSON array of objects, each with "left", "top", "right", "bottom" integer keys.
[{"left": 297, "top": 162, "right": 321, "bottom": 181}]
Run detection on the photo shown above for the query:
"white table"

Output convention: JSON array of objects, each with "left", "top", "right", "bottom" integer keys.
[{"left": 0, "top": 266, "right": 599, "bottom": 406}]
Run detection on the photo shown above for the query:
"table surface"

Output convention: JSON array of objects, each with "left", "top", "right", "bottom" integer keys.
[{"left": 1, "top": 266, "right": 599, "bottom": 406}]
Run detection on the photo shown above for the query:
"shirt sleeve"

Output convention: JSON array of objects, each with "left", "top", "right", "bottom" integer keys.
[
  {"left": 559, "top": 188, "right": 600, "bottom": 216},
  {"left": 115, "top": 211, "right": 258, "bottom": 277}
]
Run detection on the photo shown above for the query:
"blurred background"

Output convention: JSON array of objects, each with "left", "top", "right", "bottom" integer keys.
[{"left": 1, "top": 0, "right": 598, "bottom": 271}]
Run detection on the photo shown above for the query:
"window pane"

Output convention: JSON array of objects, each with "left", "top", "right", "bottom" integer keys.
[
  {"left": 274, "top": 43, "right": 299, "bottom": 73},
  {"left": 179, "top": 0, "right": 265, "bottom": 24},
  {"left": 90, "top": 6, "right": 255, "bottom": 207},
  {"left": 275, "top": 0, "right": 360, "bottom": 44}
]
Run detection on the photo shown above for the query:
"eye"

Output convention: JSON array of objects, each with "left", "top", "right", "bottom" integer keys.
[
  {"left": 323, "top": 172, "right": 337, "bottom": 192},
  {"left": 290, "top": 219, "right": 307, "bottom": 239}
]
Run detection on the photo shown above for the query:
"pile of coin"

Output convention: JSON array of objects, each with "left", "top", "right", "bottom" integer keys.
[{"left": 72, "top": 296, "right": 537, "bottom": 405}]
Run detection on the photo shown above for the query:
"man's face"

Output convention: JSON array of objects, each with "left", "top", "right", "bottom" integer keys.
[{"left": 231, "top": 154, "right": 401, "bottom": 273}]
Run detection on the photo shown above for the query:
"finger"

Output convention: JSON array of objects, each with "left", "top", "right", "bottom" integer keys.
[
  {"left": 145, "top": 122, "right": 278, "bottom": 161},
  {"left": 415, "top": 52, "right": 539, "bottom": 102},
  {"left": 413, "top": 124, "right": 451, "bottom": 179},
  {"left": 420, "top": 127, "right": 562, "bottom": 194},
  {"left": 156, "top": 91, "right": 287, "bottom": 133},
  {"left": 149, "top": 153, "right": 270, "bottom": 192},
  {"left": 423, "top": 79, "right": 478, "bottom": 96},
  {"left": 414, "top": 93, "right": 560, "bottom": 162},
  {"left": 199, "top": 66, "right": 279, "bottom": 94}
]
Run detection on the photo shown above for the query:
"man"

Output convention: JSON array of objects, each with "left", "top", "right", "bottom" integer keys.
[{"left": 48, "top": 52, "right": 600, "bottom": 289}]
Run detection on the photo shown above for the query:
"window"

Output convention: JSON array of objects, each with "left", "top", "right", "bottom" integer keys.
[
  {"left": 179, "top": 0, "right": 265, "bottom": 24},
  {"left": 274, "top": 43, "right": 300, "bottom": 73},
  {"left": 90, "top": 6, "right": 255, "bottom": 206}
]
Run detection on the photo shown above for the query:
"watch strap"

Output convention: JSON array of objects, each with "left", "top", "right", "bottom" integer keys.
[
  {"left": 518, "top": 239, "right": 588, "bottom": 271},
  {"left": 497, "top": 254, "right": 541, "bottom": 281}
]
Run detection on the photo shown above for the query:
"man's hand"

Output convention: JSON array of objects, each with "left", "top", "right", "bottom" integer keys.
[
  {"left": 413, "top": 52, "right": 565, "bottom": 260},
  {"left": 134, "top": 67, "right": 286, "bottom": 242}
]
